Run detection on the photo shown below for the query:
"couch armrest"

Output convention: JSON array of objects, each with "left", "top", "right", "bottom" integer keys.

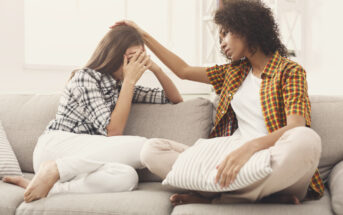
[{"left": 329, "top": 160, "right": 343, "bottom": 215}]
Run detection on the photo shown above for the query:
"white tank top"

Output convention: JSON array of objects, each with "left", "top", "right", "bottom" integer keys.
[{"left": 230, "top": 69, "right": 268, "bottom": 141}]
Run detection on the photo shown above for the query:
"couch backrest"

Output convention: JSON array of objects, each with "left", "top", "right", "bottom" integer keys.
[
  {"left": 310, "top": 95, "right": 343, "bottom": 182},
  {"left": 0, "top": 94, "right": 214, "bottom": 174},
  {"left": 0, "top": 94, "right": 60, "bottom": 173},
  {"left": 0, "top": 94, "right": 342, "bottom": 182}
]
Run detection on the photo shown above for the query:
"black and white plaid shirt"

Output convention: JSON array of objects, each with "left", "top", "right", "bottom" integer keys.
[{"left": 46, "top": 68, "right": 169, "bottom": 136}]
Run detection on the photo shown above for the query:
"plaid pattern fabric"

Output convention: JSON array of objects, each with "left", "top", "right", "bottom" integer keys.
[
  {"left": 206, "top": 52, "right": 324, "bottom": 199},
  {"left": 46, "top": 68, "right": 169, "bottom": 136}
]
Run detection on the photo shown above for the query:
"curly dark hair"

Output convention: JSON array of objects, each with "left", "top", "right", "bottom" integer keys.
[{"left": 214, "top": 0, "right": 288, "bottom": 57}]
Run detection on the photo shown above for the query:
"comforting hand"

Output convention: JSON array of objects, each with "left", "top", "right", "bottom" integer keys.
[
  {"left": 123, "top": 51, "right": 152, "bottom": 85},
  {"left": 215, "top": 141, "right": 257, "bottom": 188},
  {"left": 110, "top": 20, "right": 145, "bottom": 36}
]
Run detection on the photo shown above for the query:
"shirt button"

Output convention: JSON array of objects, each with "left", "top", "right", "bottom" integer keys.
[
  {"left": 228, "top": 93, "right": 232, "bottom": 97},
  {"left": 221, "top": 111, "right": 225, "bottom": 114}
]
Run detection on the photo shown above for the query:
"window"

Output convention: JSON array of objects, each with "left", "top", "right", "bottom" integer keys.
[{"left": 24, "top": 0, "right": 211, "bottom": 94}]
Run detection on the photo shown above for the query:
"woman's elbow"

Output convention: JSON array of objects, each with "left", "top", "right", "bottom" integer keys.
[
  {"left": 106, "top": 126, "right": 124, "bottom": 137},
  {"left": 170, "top": 96, "right": 183, "bottom": 104}
]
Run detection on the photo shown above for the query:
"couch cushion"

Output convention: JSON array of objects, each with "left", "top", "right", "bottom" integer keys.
[
  {"left": 0, "top": 172, "right": 33, "bottom": 215},
  {"left": 329, "top": 160, "right": 343, "bottom": 215},
  {"left": 0, "top": 120, "right": 22, "bottom": 178},
  {"left": 0, "top": 94, "right": 214, "bottom": 180},
  {"left": 0, "top": 94, "right": 61, "bottom": 173},
  {"left": 15, "top": 182, "right": 181, "bottom": 215},
  {"left": 310, "top": 95, "right": 343, "bottom": 182},
  {"left": 0, "top": 179, "right": 25, "bottom": 215},
  {"left": 163, "top": 136, "right": 272, "bottom": 192},
  {"left": 124, "top": 98, "right": 213, "bottom": 146},
  {"left": 171, "top": 189, "right": 333, "bottom": 215}
]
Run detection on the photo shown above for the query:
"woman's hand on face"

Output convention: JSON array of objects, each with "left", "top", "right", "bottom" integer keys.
[
  {"left": 215, "top": 142, "right": 256, "bottom": 188},
  {"left": 110, "top": 20, "right": 145, "bottom": 36},
  {"left": 123, "top": 51, "right": 152, "bottom": 85}
]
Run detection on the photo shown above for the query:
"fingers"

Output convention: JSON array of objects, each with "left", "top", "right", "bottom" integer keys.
[
  {"left": 136, "top": 51, "right": 146, "bottom": 63},
  {"left": 141, "top": 54, "right": 150, "bottom": 67},
  {"left": 230, "top": 167, "right": 240, "bottom": 185},
  {"left": 215, "top": 158, "right": 238, "bottom": 188},
  {"left": 110, "top": 20, "right": 135, "bottom": 29},
  {"left": 215, "top": 161, "right": 225, "bottom": 184},
  {"left": 220, "top": 164, "right": 231, "bottom": 188},
  {"left": 109, "top": 20, "right": 126, "bottom": 29},
  {"left": 129, "top": 50, "right": 142, "bottom": 63},
  {"left": 123, "top": 55, "right": 128, "bottom": 66},
  {"left": 222, "top": 164, "right": 240, "bottom": 188}
]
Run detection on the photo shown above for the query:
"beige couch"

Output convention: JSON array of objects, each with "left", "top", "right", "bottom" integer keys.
[{"left": 0, "top": 94, "right": 342, "bottom": 215}]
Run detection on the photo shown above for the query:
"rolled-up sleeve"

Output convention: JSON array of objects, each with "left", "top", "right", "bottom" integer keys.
[
  {"left": 206, "top": 64, "right": 230, "bottom": 95},
  {"left": 71, "top": 72, "right": 112, "bottom": 135},
  {"left": 282, "top": 67, "right": 311, "bottom": 126}
]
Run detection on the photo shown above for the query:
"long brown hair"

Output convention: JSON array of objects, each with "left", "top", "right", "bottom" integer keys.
[{"left": 69, "top": 25, "right": 144, "bottom": 80}]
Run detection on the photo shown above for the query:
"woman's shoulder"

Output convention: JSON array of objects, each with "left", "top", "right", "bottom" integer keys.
[
  {"left": 208, "top": 58, "right": 249, "bottom": 73},
  {"left": 71, "top": 68, "right": 102, "bottom": 84},
  {"left": 279, "top": 57, "right": 306, "bottom": 77},
  {"left": 69, "top": 68, "right": 116, "bottom": 90},
  {"left": 68, "top": 68, "right": 118, "bottom": 91}
]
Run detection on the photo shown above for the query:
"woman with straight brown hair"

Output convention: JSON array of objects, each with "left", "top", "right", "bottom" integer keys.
[{"left": 2, "top": 25, "right": 183, "bottom": 203}]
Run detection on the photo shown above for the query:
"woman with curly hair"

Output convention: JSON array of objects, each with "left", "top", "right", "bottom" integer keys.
[{"left": 113, "top": 0, "right": 323, "bottom": 205}]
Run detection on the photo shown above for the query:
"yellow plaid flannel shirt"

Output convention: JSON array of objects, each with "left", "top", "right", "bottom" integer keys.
[{"left": 206, "top": 51, "right": 324, "bottom": 199}]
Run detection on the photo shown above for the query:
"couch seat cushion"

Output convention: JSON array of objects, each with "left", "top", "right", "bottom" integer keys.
[
  {"left": 15, "top": 181, "right": 183, "bottom": 215},
  {"left": 171, "top": 189, "right": 333, "bottom": 215},
  {"left": 0, "top": 179, "right": 25, "bottom": 215}
]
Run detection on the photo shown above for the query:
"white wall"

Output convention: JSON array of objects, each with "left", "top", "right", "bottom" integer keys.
[
  {"left": 0, "top": 0, "right": 342, "bottom": 96},
  {"left": 302, "top": 0, "right": 343, "bottom": 95},
  {"left": 0, "top": 0, "right": 70, "bottom": 93},
  {"left": 0, "top": 0, "right": 210, "bottom": 95}
]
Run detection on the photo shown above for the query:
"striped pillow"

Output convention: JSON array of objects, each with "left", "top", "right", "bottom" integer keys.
[
  {"left": 0, "top": 121, "right": 22, "bottom": 178},
  {"left": 162, "top": 136, "right": 272, "bottom": 192}
]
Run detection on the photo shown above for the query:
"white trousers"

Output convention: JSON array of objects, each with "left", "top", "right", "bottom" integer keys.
[{"left": 33, "top": 131, "right": 147, "bottom": 195}]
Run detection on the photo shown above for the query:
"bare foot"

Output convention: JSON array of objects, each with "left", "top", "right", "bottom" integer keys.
[
  {"left": 2, "top": 176, "right": 30, "bottom": 189},
  {"left": 23, "top": 161, "right": 60, "bottom": 203},
  {"left": 170, "top": 193, "right": 212, "bottom": 206},
  {"left": 260, "top": 194, "right": 301, "bottom": 205}
]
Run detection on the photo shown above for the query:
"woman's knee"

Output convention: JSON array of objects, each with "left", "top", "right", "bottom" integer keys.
[
  {"left": 282, "top": 127, "right": 322, "bottom": 162},
  {"left": 107, "top": 165, "right": 139, "bottom": 192},
  {"left": 140, "top": 138, "right": 168, "bottom": 167},
  {"left": 120, "top": 166, "right": 139, "bottom": 191}
]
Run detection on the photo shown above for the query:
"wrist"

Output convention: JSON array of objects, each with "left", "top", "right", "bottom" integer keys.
[
  {"left": 151, "top": 67, "right": 162, "bottom": 74},
  {"left": 246, "top": 139, "right": 261, "bottom": 154},
  {"left": 123, "top": 79, "right": 136, "bottom": 87},
  {"left": 141, "top": 30, "right": 149, "bottom": 39}
]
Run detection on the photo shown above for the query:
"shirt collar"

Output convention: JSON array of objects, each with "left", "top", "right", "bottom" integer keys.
[{"left": 261, "top": 51, "right": 282, "bottom": 78}]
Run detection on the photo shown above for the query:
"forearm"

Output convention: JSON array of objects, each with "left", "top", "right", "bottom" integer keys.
[
  {"left": 142, "top": 32, "right": 190, "bottom": 79},
  {"left": 248, "top": 122, "right": 305, "bottom": 153},
  {"left": 106, "top": 80, "right": 135, "bottom": 136},
  {"left": 151, "top": 68, "right": 183, "bottom": 104}
]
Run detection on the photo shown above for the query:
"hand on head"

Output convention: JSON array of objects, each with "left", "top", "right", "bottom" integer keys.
[{"left": 110, "top": 20, "right": 145, "bottom": 35}]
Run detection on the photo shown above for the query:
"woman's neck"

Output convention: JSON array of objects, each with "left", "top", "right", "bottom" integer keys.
[{"left": 246, "top": 50, "right": 273, "bottom": 78}]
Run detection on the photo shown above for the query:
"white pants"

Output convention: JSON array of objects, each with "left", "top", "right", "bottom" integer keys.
[{"left": 33, "top": 131, "right": 147, "bottom": 195}]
